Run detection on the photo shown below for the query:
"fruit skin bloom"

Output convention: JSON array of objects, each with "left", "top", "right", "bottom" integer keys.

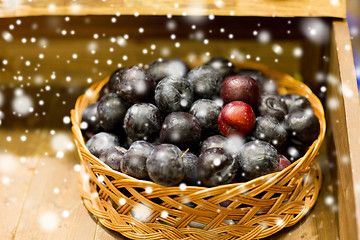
[
  {"left": 218, "top": 101, "right": 256, "bottom": 137},
  {"left": 220, "top": 75, "right": 259, "bottom": 106}
]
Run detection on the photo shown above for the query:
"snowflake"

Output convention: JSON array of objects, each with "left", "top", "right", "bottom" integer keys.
[
  {"left": 272, "top": 44, "right": 283, "bottom": 55},
  {"left": 160, "top": 210, "right": 169, "bottom": 218},
  {"left": 224, "top": 135, "right": 244, "bottom": 157},
  {"left": 38, "top": 212, "right": 58, "bottom": 231},
  {"left": 276, "top": 218, "right": 284, "bottom": 226},
  {"left": 132, "top": 203, "right": 152, "bottom": 221},
  {"left": 73, "top": 164, "right": 81, "bottom": 172},
  {"left": 300, "top": 18, "right": 330, "bottom": 44},
  {"left": 324, "top": 195, "right": 335, "bottom": 205},
  {"left": 119, "top": 198, "right": 126, "bottom": 205},
  {"left": 2, "top": 176, "right": 11, "bottom": 185},
  {"left": 62, "top": 210, "right": 70, "bottom": 218},
  {"left": 166, "top": 21, "right": 177, "bottom": 31},
  {"left": 257, "top": 30, "right": 271, "bottom": 43},
  {"left": 145, "top": 186, "right": 153, "bottom": 194},
  {"left": 12, "top": 93, "right": 33, "bottom": 116},
  {"left": 179, "top": 183, "right": 187, "bottom": 191}
]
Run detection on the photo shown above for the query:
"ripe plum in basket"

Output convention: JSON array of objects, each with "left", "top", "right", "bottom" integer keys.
[
  {"left": 200, "top": 135, "right": 227, "bottom": 153},
  {"left": 155, "top": 76, "right": 194, "bottom": 113},
  {"left": 146, "top": 58, "right": 189, "bottom": 83},
  {"left": 197, "top": 147, "right": 238, "bottom": 187},
  {"left": 124, "top": 103, "right": 162, "bottom": 142},
  {"left": 81, "top": 102, "right": 102, "bottom": 139},
  {"left": 187, "top": 65, "right": 223, "bottom": 99},
  {"left": 205, "top": 57, "right": 235, "bottom": 79},
  {"left": 97, "top": 93, "right": 130, "bottom": 133},
  {"left": 220, "top": 75, "right": 260, "bottom": 106},
  {"left": 99, "top": 146, "right": 126, "bottom": 171},
  {"left": 121, "top": 140, "right": 154, "bottom": 180},
  {"left": 250, "top": 116, "right": 288, "bottom": 151},
  {"left": 190, "top": 99, "right": 222, "bottom": 136},
  {"left": 182, "top": 151, "right": 200, "bottom": 186},
  {"left": 237, "top": 140, "right": 279, "bottom": 180},
  {"left": 160, "top": 112, "right": 201, "bottom": 150},
  {"left": 86, "top": 132, "right": 121, "bottom": 158},
  {"left": 117, "top": 65, "right": 155, "bottom": 103},
  {"left": 218, "top": 101, "right": 256, "bottom": 137},
  {"left": 284, "top": 109, "right": 320, "bottom": 147},
  {"left": 146, "top": 144, "right": 185, "bottom": 186},
  {"left": 257, "top": 93, "right": 288, "bottom": 121}
]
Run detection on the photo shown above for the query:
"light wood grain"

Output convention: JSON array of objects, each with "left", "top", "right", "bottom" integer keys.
[
  {"left": 0, "top": 0, "right": 346, "bottom": 18},
  {"left": 0, "top": 130, "right": 44, "bottom": 239},
  {"left": 11, "top": 90, "right": 98, "bottom": 240},
  {"left": 327, "top": 21, "right": 360, "bottom": 240}
]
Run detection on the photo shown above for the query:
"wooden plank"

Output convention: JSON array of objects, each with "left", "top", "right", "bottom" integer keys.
[
  {"left": 12, "top": 131, "right": 98, "bottom": 240},
  {"left": 328, "top": 21, "right": 360, "bottom": 240},
  {"left": 0, "top": 0, "right": 346, "bottom": 18},
  {"left": 267, "top": 143, "right": 339, "bottom": 240},
  {"left": 0, "top": 130, "right": 45, "bottom": 239},
  {"left": 12, "top": 87, "right": 98, "bottom": 239},
  {"left": 94, "top": 224, "right": 128, "bottom": 240}
]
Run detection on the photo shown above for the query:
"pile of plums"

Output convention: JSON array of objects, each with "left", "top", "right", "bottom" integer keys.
[{"left": 82, "top": 57, "right": 320, "bottom": 187}]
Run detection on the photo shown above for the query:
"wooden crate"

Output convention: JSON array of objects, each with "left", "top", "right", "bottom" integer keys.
[{"left": 0, "top": 1, "right": 358, "bottom": 239}]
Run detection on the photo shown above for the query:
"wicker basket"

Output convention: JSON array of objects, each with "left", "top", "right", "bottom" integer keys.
[{"left": 71, "top": 61, "right": 326, "bottom": 240}]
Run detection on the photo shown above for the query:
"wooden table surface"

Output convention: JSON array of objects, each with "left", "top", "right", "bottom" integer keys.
[{"left": 0, "top": 91, "right": 339, "bottom": 240}]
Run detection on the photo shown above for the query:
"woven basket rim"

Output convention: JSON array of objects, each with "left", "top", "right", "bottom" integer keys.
[{"left": 71, "top": 60, "right": 326, "bottom": 193}]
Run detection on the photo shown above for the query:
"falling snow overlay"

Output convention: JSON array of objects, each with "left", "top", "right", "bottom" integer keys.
[{"left": 0, "top": 7, "right": 357, "bottom": 239}]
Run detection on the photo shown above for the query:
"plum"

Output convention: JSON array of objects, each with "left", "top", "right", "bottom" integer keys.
[
  {"left": 155, "top": 76, "right": 193, "bottom": 113},
  {"left": 284, "top": 109, "right": 320, "bottom": 147},
  {"left": 146, "top": 144, "right": 184, "bottom": 186},
  {"left": 99, "top": 146, "right": 126, "bottom": 171},
  {"left": 99, "top": 68, "right": 125, "bottom": 98},
  {"left": 124, "top": 103, "right": 162, "bottom": 141},
  {"left": 81, "top": 102, "right": 102, "bottom": 139},
  {"left": 189, "top": 99, "right": 222, "bottom": 135},
  {"left": 205, "top": 57, "right": 235, "bottom": 78},
  {"left": 250, "top": 116, "right": 288, "bottom": 151},
  {"left": 97, "top": 93, "right": 130, "bottom": 133},
  {"left": 187, "top": 65, "right": 223, "bottom": 99},
  {"left": 200, "top": 135, "right": 227, "bottom": 153},
  {"left": 237, "top": 140, "right": 279, "bottom": 180},
  {"left": 218, "top": 101, "right": 256, "bottom": 137},
  {"left": 160, "top": 112, "right": 201, "bottom": 150},
  {"left": 121, "top": 140, "right": 154, "bottom": 180},
  {"left": 146, "top": 58, "right": 189, "bottom": 83},
  {"left": 117, "top": 65, "right": 155, "bottom": 103},
  {"left": 278, "top": 154, "right": 291, "bottom": 171},
  {"left": 237, "top": 69, "right": 278, "bottom": 94},
  {"left": 220, "top": 75, "right": 260, "bottom": 105},
  {"left": 182, "top": 152, "right": 200, "bottom": 186},
  {"left": 86, "top": 132, "right": 120, "bottom": 157},
  {"left": 257, "top": 94, "right": 288, "bottom": 121},
  {"left": 281, "top": 94, "right": 311, "bottom": 113},
  {"left": 197, "top": 147, "right": 238, "bottom": 187}
]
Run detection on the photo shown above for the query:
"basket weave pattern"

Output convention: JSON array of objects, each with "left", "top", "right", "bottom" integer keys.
[{"left": 71, "top": 62, "right": 326, "bottom": 240}]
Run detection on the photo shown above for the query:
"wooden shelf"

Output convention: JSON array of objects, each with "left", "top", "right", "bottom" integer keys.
[{"left": 0, "top": 0, "right": 346, "bottom": 18}]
